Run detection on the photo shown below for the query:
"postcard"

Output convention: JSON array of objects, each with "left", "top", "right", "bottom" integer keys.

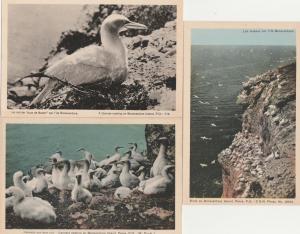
[
  {"left": 1, "top": 117, "right": 182, "bottom": 233},
  {"left": 183, "top": 22, "right": 300, "bottom": 205},
  {"left": 1, "top": 0, "right": 183, "bottom": 118}
]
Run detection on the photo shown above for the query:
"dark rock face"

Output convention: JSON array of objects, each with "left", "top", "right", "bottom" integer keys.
[
  {"left": 145, "top": 124, "right": 175, "bottom": 163},
  {"left": 7, "top": 5, "right": 177, "bottom": 110},
  {"left": 218, "top": 63, "right": 296, "bottom": 198}
]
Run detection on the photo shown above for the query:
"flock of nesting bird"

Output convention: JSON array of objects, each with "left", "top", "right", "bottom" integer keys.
[{"left": 6, "top": 137, "right": 175, "bottom": 225}]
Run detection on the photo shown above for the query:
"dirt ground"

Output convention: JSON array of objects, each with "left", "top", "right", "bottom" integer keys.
[{"left": 6, "top": 187, "right": 175, "bottom": 230}]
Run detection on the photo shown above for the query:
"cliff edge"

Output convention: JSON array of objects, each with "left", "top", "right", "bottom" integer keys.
[{"left": 218, "top": 62, "right": 296, "bottom": 198}]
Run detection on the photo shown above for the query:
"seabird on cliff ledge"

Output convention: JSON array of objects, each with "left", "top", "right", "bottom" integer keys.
[{"left": 26, "top": 14, "right": 147, "bottom": 106}]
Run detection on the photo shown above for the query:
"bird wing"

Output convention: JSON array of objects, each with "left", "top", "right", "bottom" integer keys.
[{"left": 45, "top": 45, "right": 123, "bottom": 86}]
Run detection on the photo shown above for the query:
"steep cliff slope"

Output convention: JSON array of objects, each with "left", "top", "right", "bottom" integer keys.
[{"left": 218, "top": 63, "right": 296, "bottom": 198}]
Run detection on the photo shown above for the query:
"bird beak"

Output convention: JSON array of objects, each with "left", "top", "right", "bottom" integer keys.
[{"left": 124, "top": 21, "right": 148, "bottom": 31}]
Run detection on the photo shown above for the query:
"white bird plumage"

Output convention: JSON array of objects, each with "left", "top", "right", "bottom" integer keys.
[
  {"left": 6, "top": 186, "right": 56, "bottom": 223},
  {"left": 119, "top": 160, "right": 140, "bottom": 189},
  {"left": 29, "top": 14, "right": 147, "bottom": 106},
  {"left": 140, "top": 165, "right": 174, "bottom": 195},
  {"left": 71, "top": 174, "right": 92, "bottom": 204},
  {"left": 26, "top": 168, "right": 48, "bottom": 193},
  {"left": 150, "top": 137, "right": 172, "bottom": 177},
  {"left": 13, "top": 171, "right": 33, "bottom": 197}
]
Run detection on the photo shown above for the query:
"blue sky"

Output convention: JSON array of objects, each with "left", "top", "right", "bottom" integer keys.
[{"left": 192, "top": 29, "right": 296, "bottom": 45}]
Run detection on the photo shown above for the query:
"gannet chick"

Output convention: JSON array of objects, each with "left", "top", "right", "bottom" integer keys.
[
  {"left": 118, "top": 160, "right": 140, "bottom": 189},
  {"left": 150, "top": 137, "right": 172, "bottom": 177},
  {"left": 141, "top": 165, "right": 174, "bottom": 195},
  {"left": 114, "top": 186, "right": 132, "bottom": 200},
  {"left": 56, "top": 160, "right": 74, "bottom": 190},
  {"left": 26, "top": 168, "right": 48, "bottom": 193},
  {"left": 71, "top": 174, "right": 92, "bottom": 204},
  {"left": 13, "top": 171, "right": 32, "bottom": 197},
  {"left": 77, "top": 147, "right": 97, "bottom": 169},
  {"left": 29, "top": 14, "right": 148, "bottom": 106},
  {"left": 6, "top": 186, "right": 56, "bottom": 223}
]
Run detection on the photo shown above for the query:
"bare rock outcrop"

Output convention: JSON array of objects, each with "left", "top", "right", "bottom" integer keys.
[{"left": 218, "top": 62, "right": 296, "bottom": 198}]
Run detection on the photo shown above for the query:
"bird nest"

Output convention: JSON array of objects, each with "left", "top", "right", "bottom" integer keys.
[{"left": 33, "top": 80, "right": 158, "bottom": 110}]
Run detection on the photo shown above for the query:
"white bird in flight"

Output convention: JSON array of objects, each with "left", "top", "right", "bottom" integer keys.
[{"left": 25, "top": 14, "right": 147, "bottom": 106}]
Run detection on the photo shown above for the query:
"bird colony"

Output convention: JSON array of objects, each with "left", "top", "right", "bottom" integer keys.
[{"left": 6, "top": 137, "right": 175, "bottom": 227}]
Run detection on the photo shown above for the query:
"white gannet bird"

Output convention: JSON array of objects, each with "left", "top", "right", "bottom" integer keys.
[
  {"left": 150, "top": 137, "right": 172, "bottom": 177},
  {"left": 107, "top": 146, "right": 124, "bottom": 164},
  {"left": 114, "top": 186, "right": 132, "bottom": 200},
  {"left": 136, "top": 166, "right": 147, "bottom": 182},
  {"left": 118, "top": 160, "right": 140, "bottom": 189},
  {"left": 48, "top": 151, "right": 64, "bottom": 183},
  {"left": 71, "top": 174, "right": 92, "bottom": 204},
  {"left": 13, "top": 171, "right": 33, "bottom": 197},
  {"left": 122, "top": 151, "right": 140, "bottom": 171},
  {"left": 100, "top": 168, "right": 120, "bottom": 188},
  {"left": 128, "top": 143, "right": 150, "bottom": 166},
  {"left": 5, "top": 196, "right": 15, "bottom": 209},
  {"left": 77, "top": 147, "right": 97, "bottom": 170},
  {"left": 81, "top": 160, "right": 91, "bottom": 189},
  {"left": 6, "top": 186, "right": 56, "bottom": 223},
  {"left": 88, "top": 169, "right": 102, "bottom": 190},
  {"left": 107, "top": 162, "right": 120, "bottom": 176},
  {"left": 140, "top": 165, "right": 174, "bottom": 195},
  {"left": 68, "top": 159, "right": 77, "bottom": 178},
  {"left": 28, "top": 14, "right": 147, "bottom": 106},
  {"left": 56, "top": 160, "right": 74, "bottom": 190},
  {"left": 94, "top": 167, "right": 107, "bottom": 179},
  {"left": 96, "top": 154, "right": 111, "bottom": 167},
  {"left": 26, "top": 168, "right": 48, "bottom": 193},
  {"left": 49, "top": 151, "right": 64, "bottom": 162}
]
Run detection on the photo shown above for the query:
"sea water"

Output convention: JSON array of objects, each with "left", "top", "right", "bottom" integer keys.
[
  {"left": 6, "top": 124, "right": 146, "bottom": 186},
  {"left": 190, "top": 45, "right": 296, "bottom": 198}
]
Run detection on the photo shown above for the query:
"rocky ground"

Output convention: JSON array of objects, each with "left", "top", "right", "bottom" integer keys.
[
  {"left": 6, "top": 188, "right": 175, "bottom": 229},
  {"left": 7, "top": 5, "right": 177, "bottom": 110},
  {"left": 218, "top": 62, "right": 296, "bottom": 198}
]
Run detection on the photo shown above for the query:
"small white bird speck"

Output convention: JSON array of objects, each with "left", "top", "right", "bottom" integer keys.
[
  {"left": 200, "top": 163, "right": 208, "bottom": 168},
  {"left": 200, "top": 136, "right": 212, "bottom": 141},
  {"left": 211, "top": 123, "right": 217, "bottom": 127},
  {"left": 198, "top": 100, "right": 210, "bottom": 105},
  {"left": 211, "top": 160, "right": 216, "bottom": 164}
]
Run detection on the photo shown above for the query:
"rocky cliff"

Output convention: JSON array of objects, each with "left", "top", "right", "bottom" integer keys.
[
  {"left": 218, "top": 62, "right": 296, "bottom": 198},
  {"left": 8, "top": 5, "right": 176, "bottom": 110},
  {"left": 145, "top": 124, "right": 175, "bottom": 163}
]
